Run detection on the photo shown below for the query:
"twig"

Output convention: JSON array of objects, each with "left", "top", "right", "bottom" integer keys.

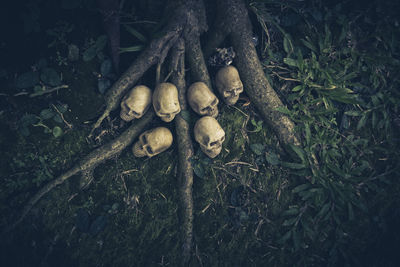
[
  {"left": 2, "top": 110, "right": 154, "bottom": 235},
  {"left": 29, "top": 85, "right": 69, "bottom": 98},
  {"left": 271, "top": 71, "right": 300, "bottom": 82},
  {"left": 51, "top": 104, "right": 72, "bottom": 129}
]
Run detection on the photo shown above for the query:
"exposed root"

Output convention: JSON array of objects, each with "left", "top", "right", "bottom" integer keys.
[
  {"left": 89, "top": 29, "right": 180, "bottom": 137},
  {"left": 171, "top": 38, "right": 195, "bottom": 265},
  {"left": 218, "top": 0, "right": 300, "bottom": 147},
  {"left": 3, "top": 110, "right": 154, "bottom": 234}
]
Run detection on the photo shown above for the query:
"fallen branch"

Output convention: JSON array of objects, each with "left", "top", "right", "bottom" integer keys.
[
  {"left": 29, "top": 84, "right": 69, "bottom": 98},
  {"left": 3, "top": 110, "right": 154, "bottom": 234}
]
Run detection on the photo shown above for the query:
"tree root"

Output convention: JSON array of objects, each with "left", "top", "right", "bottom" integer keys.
[
  {"left": 219, "top": 0, "right": 300, "bottom": 147},
  {"left": 4, "top": 2, "right": 301, "bottom": 265},
  {"left": 3, "top": 110, "right": 154, "bottom": 234},
  {"left": 89, "top": 28, "right": 180, "bottom": 137},
  {"left": 170, "top": 38, "right": 195, "bottom": 266}
]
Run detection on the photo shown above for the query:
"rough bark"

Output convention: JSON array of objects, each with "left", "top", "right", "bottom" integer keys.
[
  {"left": 218, "top": 0, "right": 300, "bottom": 146},
  {"left": 90, "top": 0, "right": 202, "bottom": 136},
  {"left": 183, "top": 0, "right": 213, "bottom": 91},
  {"left": 171, "top": 38, "right": 195, "bottom": 266},
  {"left": 4, "top": 110, "right": 154, "bottom": 234}
]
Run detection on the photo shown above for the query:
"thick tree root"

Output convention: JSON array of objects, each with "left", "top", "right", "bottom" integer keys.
[
  {"left": 4, "top": 111, "right": 154, "bottom": 234},
  {"left": 90, "top": 0, "right": 211, "bottom": 138},
  {"left": 217, "top": 0, "right": 300, "bottom": 147},
  {"left": 171, "top": 39, "right": 195, "bottom": 265},
  {"left": 89, "top": 28, "right": 180, "bottom": 137}
]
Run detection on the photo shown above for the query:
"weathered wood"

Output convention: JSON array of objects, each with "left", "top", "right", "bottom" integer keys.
[
  {"left": 219, "top": 0, "right": 300, "bottom": 146},
  {"left": 183, "top": 0, "right": 213, "bottom": 91},
  {"left": 171, "top": 38, "right": 195, "bottom": 266},
  {"left": 4, "top": 110, "right": 154, "bottom": 234},
  {"left": 90, "top": 0, "right": 203, "bottom": 137}
]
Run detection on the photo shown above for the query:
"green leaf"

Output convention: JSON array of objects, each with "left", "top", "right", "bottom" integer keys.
[
  {"left": 20, "top": 114, "right": 39, "bottom": 125},
  {"left": 193, "top": 163, "right": 205, "bottom": 178},
  {"left": 282, "top": 207, "right": 299, "bottom": 216},
  {"left": 292, "top": 183, "right": 310, "bottom": 193},
  {"left": 123, "top": 24, "right": 147, "bottom": 43},
  {"left": 250, "top": 143, "right": 265, "bottom": 156},
  {"left": 292, "top": 228, "right": 301, "bottom": 251},
  {"left": 281, "top": 161, "right": 306, "bottom": 169},
  {"left": 327, "top": 163, "right": 349, "bottom": 178},
  {"left": 95, "top": 35, "right": 108, "bottom": 52},
  {"left": 98, "top": 78, "right": 111, "bottom": 94},
  {"left": 304, "top": 123, "right": 311, "bottom": 145},
  {"left": 348, "top": 202, "right": 354, "bottom": 221},
  {"left": 53, "top": 114, "right": 63, "bottom": 123},
  {"left": 316, "top": 202, "right": 331, "bottom": 220},
  {"left": 16, "top": 71, "right": 39, "bottom": 89},
  {"left": 277, "top": 230, "right": 292, "bottom": 244},
  {"left": 250, "top": 119, "right": 263, "bottom": 132},
  {"left": 282, "top": 217, "right": 297, "bottom": 226},
  {"left": 292, "top": 85, "right": 302, "bottom": 92},
  {"left": 100, "top": 59, "right": 113, "bottom": 76},
  {"left": 265, "top": 151, "right": 279, "bottom": 165},
  {"left": 275, "top": 106, "right": 291, "bottom": 115},
  {"left": 289, "top": 144, "right": 306, "bottom": 163},
  {"left": 40, "top": 68, "right": 61, "bottom": 86},
  {"left": 301, "top": 38, "right": 317, "bottom": 52},
  {"left": 344, "top": 110, "right": 362, "bottom": 116},
  {"left": 52, "top": 126, "right": 63, "bottom": 138},
  {"left": 283, "top": 58, "right": 297, "bottom": 67},
  {"left": 83, "top": 46, "right": 97, "bottom": 62},
  {"left": 357, "top": 113, "right": 368, "bottom": 130},
  {"left": 40, "top": 109, "right": 55, "bottom": 120},
  {"left": 119, "top": 45, "right": 145, "bottom": 54},
  {"left": 283, "top": 36, "right": 291, "bottom": 54},
  {"left": 55, "top": 103, "right": 68, "bottom": 113}
]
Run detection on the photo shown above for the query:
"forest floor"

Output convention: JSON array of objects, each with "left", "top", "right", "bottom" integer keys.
[{"left": 0, "top": 0, "right": 399, "bottom": 266}]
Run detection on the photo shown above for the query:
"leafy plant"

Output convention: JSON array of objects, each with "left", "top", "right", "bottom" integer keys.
[
  {"left": 18, "top": 103, "right": 68, "bottom": 138},
  {"left": 82, "top": 35, "right": 108, "bottom": 62}
]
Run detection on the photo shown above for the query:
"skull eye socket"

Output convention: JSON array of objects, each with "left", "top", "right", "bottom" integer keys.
[
  {"left": 146, "top": 146, "right": 153, "bottom": 154},
  {"left": 211, "top": 99, "right": 218, "bottom": 106},
  {"left": 122, "top": 102, "right": 130, "bottom": 110},
  {"left": 210, "top": 141, "right": 219, "bottom": 147},
  {"left": 132, "top": 110, "right": 140, "bottom": 116},
  {"left": 200, "top": 106, "right": 209, "bottom": 112},
  {"left": 142, "top": 134, "right": 148, "bottom": 144}
]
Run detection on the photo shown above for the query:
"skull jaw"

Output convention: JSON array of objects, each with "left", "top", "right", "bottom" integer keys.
[
  {"left": 120, "top": 110, "right": 136, "bottom": 122},
  {"left": 132, "top": 142, "right": 147, "bottom": 157},
  {"left": 223, "top": 95, "right": 240, "bottom": 105},
  {"left": 159, "top": 115, "right": 175, "bottom": 122},
  {"left": 156, "top": 111, "right": 179, "bottom": 122},
  {"left": 201, "top": 145, "right": 222, "bottom": 158},
  {"left": 200, "top": 106, "right": 219, "bottom": 118},
  {"left": 208, "top": 108, "right": 219, "bottom": 118}
]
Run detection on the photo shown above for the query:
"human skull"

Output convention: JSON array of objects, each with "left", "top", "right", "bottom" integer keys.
[
  {"left": 120, "top": 85, "right": 152, "bottom": 121},
  {"left": 153, "top": 82, "right": 181, "bottom": 122},
  {"left": 215, "top": 66, "right": 243, "bottom": 105},
  {"left": 187, "top": 82, "right": 219, "bottom": 118},
  {"left": 132, "top": 127, "right": 173, "bottom": 157},
  {"left": 194, "top": 116, "right": 225, "bottom": 158}
]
